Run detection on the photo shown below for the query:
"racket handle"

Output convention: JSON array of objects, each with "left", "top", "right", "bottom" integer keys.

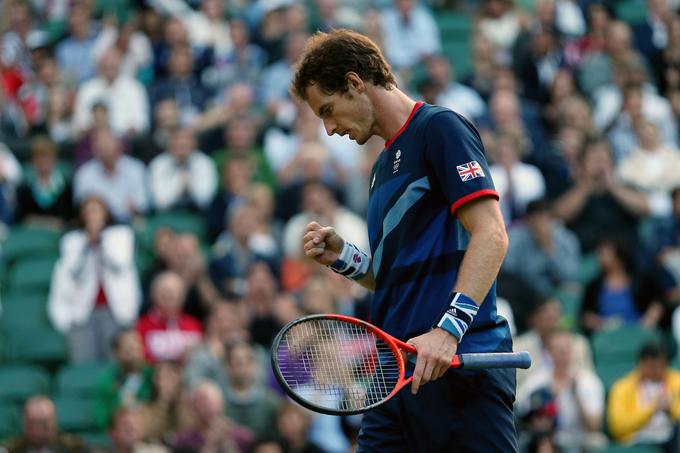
[{"left": 456, "top": 351, "right": 532, "bottom": 370}]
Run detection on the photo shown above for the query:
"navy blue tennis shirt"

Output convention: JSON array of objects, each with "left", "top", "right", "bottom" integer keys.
[{"left": 367, "top": 102, "right": 512, "bottom": 354}]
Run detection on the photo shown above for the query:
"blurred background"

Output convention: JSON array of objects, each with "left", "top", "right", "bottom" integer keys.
[{"left": 0, "top": 0, "right": 679, "bottom": 451}]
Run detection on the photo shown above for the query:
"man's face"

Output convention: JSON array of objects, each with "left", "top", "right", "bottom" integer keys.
[
  {"left": 305, "top": 80, "right": 374, "bottom": 145},
  {"left": 640, "top": 357, "right": 667, "bottom": 382}
]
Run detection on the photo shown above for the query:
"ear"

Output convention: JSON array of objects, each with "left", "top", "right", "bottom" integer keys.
[{"left": 345, "top": 72, "right": 365, "bottom": 93}]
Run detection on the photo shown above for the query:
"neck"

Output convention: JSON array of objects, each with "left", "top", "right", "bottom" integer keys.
[{"left": 368, "top": 86, "right": 417, "bottom": 142}]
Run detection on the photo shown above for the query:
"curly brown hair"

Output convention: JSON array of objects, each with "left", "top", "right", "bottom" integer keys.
[{"left": 290, "top": 29, "right": 396, "bottom": 101}]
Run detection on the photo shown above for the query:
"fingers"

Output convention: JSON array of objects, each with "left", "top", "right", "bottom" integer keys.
[{"left": 410, "top": 344, "right": 424, "bottom": 395}]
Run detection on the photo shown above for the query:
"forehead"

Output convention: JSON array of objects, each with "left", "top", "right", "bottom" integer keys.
[{"left": 304, "top": 84, "right": 337, "bottom": 116}]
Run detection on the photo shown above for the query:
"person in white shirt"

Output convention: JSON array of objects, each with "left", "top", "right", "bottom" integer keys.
[
  {"left": 425, "top": 55, "right": 487, "bottom": 121},
  {"left": 92, "top": 16, "right": 153, "bottom": 79},
  {"left": 48, "top": 196, "right": 141, "bottom": 363},
  {"left": 379, "top": 0, "right": 441, "bottom": 70},
  {"left": 149, "top": 127, "right": 218, "bottom": 212},
  {"left": 73, "top": 127, "right": 150, "bottom": 222},
  {"left": 72, "top": 47, "right": 150, "bottom": 137}
]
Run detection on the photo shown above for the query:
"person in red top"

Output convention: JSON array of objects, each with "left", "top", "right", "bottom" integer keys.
[{"left": 136, "top": 271, "right": 203, "bottom": 363}]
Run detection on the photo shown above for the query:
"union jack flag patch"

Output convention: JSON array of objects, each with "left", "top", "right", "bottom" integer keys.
[{"left": 456, "top": 161, "right": 485, "bottom": 181}]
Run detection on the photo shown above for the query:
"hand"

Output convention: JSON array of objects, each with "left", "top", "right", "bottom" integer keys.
[
  {"left": 406, "top": 328, "right": 458, "bottom": 395},
  {"left": 303, "top": 221, "right": 344, "bottom": 265}
]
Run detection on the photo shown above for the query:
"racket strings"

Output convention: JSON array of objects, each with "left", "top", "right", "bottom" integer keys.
[{"left": 277, "top": 319, "right": 401, "bottom": 412}]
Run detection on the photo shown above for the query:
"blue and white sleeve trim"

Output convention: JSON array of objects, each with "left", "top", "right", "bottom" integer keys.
[
  {"left": 328, "top": 241, "right": 370, "bottom": 281},
  {"left": 436, "top": 292, "right": 479, "bottom": 342}
]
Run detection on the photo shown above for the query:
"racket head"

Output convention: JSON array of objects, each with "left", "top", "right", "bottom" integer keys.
[{"left": 271, "top": 314, "right": 407, "bottom": 415}]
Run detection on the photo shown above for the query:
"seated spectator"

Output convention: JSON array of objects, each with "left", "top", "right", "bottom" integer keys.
[
  {"left": 74, "top": 127, "right": 149, "bottom": 223},
  {"left": 608, "top": 343, "right": 680, "bottom": 448},
  {"left": 133, "top": 98, "right": 181, "bottom": 164},
  {"left": 71, "top": 47, "right": 150, "bottom": 138},
  {"left": 73, "top": 104, "right": 112, "bottom": 168},
  {"left": 149, "top": 127, "right": 217, "bottom": 212},
  {"left": 475, "top": 0, "right": 522, "bottom": 65},
  {"left": 514, "top": 297, "right": 593, "bottom": 389},
  {"left": 275, "top": 401, "right": 325, "bottom": 453},
  {"left": 224, "top": 341, "right": 281, "bottom": 440},
  {"left": 617, "top": 119, "right": 680, "bottom": 217},
  {"left": 503, "top": 199, "right": 580, "bottom": 297},
  {"left": 92, "top": 15, "right": 153, "bottom": 80},
  {"left": 581, "top": 237, "right": 664, "bottom": 336},
  {"left": 424, "top": 55, "right": 486, "bottom": 122},
  {"left": 653, "top": 188, "right": 680, "bottom": 312},
  {"left": 243, "top": 261, "right": 282, "bottom": 349},
  {"left": 282, "top": 180, "right": 368, "bottom": 259},
  {"left": 54, "top": 1, "right": 98, "bottom": 84},
  {"left": 137, "top": 271, "right": 203, "bottom": 363},
  {"left": 0, "top": 142, "right": 21, "bottom": 225},
  {"left": 488, "top": 131, "right": 546, "bottom": 224},
  {"left": 211, "top": 205, "right": 279, "bottom": 297},
  {"left": 553, "top": 139, "right": 648, "bottom": 253},
  {"left": 15, "top": 135, "right": 72, "bottom": 227},
  {"left": 1, "top": 396, "right": 87, "bottom": 452},
  {"left": 144, "top": 231, "right": 220, "bottom": 321},
  {"left": 517, "top": 331, "right": 606, "bottom": 452},
  {"left": 139, "top": 361, "right": 189, "bottom": 442},
  {"left": 48, "top": 196, "right": 141, "bottom": 363},
  {"left": 184, "top": 301, "right": 251, "bottom": 392},
  {"left": 172, "top": 381, "right": 254, "bottom": 453},
  {"left": 104, "top": 407, "right": 169, "bottom": 453},
  {"left": 95, "top": 329, "right": 154, "bottom": 430}
]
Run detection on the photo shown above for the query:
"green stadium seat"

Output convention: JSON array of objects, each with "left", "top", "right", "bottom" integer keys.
[
  {"left": 0, "top": 365, "right": 50, "bottom": 404},
  {"left": 593, "top": 445, "right": 663, "bottom": 453},
  {"left": 614, "top": 0, "right": 647, "bottom": 26},
  {"left": 7, "top": 256, "right": 57, "bottom": 293},
  {"left": 0, "top": 292, "right": 50, "bottom": 332},
  {"left": 578, "top": 252, "right": 601, "bottom": 284},
  {"left": 79, "top": 430, "right": 111, "bottom": 449},
  {"left": 4, "top": 326, "right": 68, "bottom": 369},
  {"left": 592, "top": 326, "right": 662, "bottom": 390},
  {"left": 138, "top": 210, "right": 207, "bottom": 253},
  {"left": 56, "top": 362, "right": 111, "bottom": 397},
  {"left": 0, "top": 403, "right": 21, "bottom": 439},
  {"left": 53, "top": 396, "right": 97, "bottom": 433},
  {"left": 1, "top": 226, "right": 60, "bottom": 267}
]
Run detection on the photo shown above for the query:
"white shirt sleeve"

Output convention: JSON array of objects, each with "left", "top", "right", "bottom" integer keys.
[
  {"left": 188, "top": 153, "right": 218, "bottom": 208},
  {"left": 149, "top": 154, "right": 183, "bottom": 211}
]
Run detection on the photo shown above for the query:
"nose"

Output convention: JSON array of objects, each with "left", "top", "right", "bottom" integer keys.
[{"left": 323, "top": 119, "right": 336, "bottom": 136}]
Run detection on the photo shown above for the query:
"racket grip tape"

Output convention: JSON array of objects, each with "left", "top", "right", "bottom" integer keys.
[{"left": 457, "top": 351, "right": 532, "bottom": 370}]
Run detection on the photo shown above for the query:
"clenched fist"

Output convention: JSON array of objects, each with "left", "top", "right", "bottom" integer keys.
[{"left": 303, "top": 221, "right": 344, "bottom": 265}]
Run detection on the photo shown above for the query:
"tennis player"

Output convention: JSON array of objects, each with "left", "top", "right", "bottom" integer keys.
[{"left": 295, "top": 29, "right": 517, "bottom": 452}]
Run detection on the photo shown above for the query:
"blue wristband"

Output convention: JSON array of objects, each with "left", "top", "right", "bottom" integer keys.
[
  {"left": 435, "top": 292, "right": 479, "bottom": 342},
  {"left": 328, "top": 241, "right": 370, "bottom": 281}
]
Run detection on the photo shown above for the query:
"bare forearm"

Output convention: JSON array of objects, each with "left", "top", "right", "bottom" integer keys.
[
  {"left": 454, "top": 226, "right": 508, "bottom": 305},
  {"left": 553, "top": 184, "right": 590, "bottom": 222},
  {"left": 610, "top": 183, "right": 650, "bottom": 217},
  {"left": 355, "top": 268, "right": 376, "bottom": 292}
]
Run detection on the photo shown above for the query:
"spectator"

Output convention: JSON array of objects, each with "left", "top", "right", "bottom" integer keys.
[
  {"left": 72, "top": 47, "right": 150, "bottom": 137},
  {"left": 95, "top": 329, "right": 154, "bottom": 430},
  {"left": 553, "top": 139, "right": 648, "bottom": 252},
  {"left": 172, "top": 381, "right": 254, "bottom": 453},
  {"left": 48, "top": 196, "right": 141, "bottom": 363},
  {"left": 14, "top": 135, "right": 72, "bottom": 228},
  {"left": 0, "top": 142, "right": 22, "bottom": 224},
  {"left": 581, "top": 237, "right": 664, "bottom": 336},
  {"left": 92, "top": 15, "right": 153, "bottom": 80},
  {"left": 139, "top": 361, "right": 189, "bottom": 442},
  {"left": 608, "top": 343, "right": 680, "bottom": 449},
  {"left": 488, "top": 131, "right": 546, "bottom": 224},
  {"left": 243, "top": 260, "right": 282, "bottom": 348},
  {"left": 379, "top": 0, "right": 442, "bottom": 72},
  {"left": 54, "top": 1, "right": 99, "bottom": 84},
  {"left": 424, "top": 55, "right": 486, "bottom": 122},
  {"left": 73, "top": 127, "right": 149, "bottom": 223},
  {"left": 617, "top": 119, "right": 680, "bottom": 217},
  {"left": 502, "top": 199, "right": 580, "bottom": 297},
  {"left": 514, "top": 297, "right": 593, "bottom": 389},
  {"left": 224, "top": 341, "right": 280, "bottom": 440},
  {"left": 275, "top": 402, "right": 325, "bottom": 453},
  {"left": 0, "top": 396, "right": 88, "bottom": 453},
  {"left": 475, "top": 0, "right": 523, "bottom": 65},
  {"left": 563, "top": 2, "right": 609, "bottom": 68},
  {"left": 73, "top": 103, "right": 112, "bottom": 168},
  {"left": 133, "top": 98, "right": 182, "bottom": 164},
  {"left": 149, "top": 45, "right": 211, "bottom": 125},
  {"left": 149, "top": 127, "right": 217, "bottom": 212},
  {"left": 184, "top": 301, "right": 251, "bottom": 392},
  {"left": 282, "top": 180, "right": 368, "bottom": 259},
  {"left": 104, "top": 407, "right": 169, "bottom": 453},
  {"left": 517, "top": 331, "right": 606, "bottom": 452},
  {"left": 514, "top": 28, "right": 565, "bottom": 104},
  {"left": 653, "top": 188, "right": 680, "bottom": 313},
  {"left": 137, "top": 271, "right": 203, "bottom": 363}
]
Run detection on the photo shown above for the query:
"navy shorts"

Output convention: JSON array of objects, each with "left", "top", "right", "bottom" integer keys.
[{"left": 356, "top": 356, "right": 518, "bottom": 452}]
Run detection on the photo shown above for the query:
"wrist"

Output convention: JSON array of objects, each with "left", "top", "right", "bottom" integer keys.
[
  {"left": 434, "top": 292, "right": 479, "bottom": 343},
  {"left": 328, "top": 241, "right": 370, "bottom": 281}
]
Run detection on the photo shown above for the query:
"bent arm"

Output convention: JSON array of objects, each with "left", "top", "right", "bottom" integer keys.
[{"left": 453, "top": 197, "right": 508, "bottom": 304}]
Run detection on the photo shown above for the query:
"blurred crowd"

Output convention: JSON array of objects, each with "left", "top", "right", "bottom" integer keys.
[{"left": 1, "top": 0, "right": 680, "bottom": 451}]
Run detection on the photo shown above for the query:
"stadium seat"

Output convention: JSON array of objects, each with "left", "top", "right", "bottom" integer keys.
[
  {"left": 138, "top": 210, "right": 207, "bottom": 253},
  {"left": 614, "top": 0, "right": 647, "bottom": 26},
  {"left": 0, "top": 403, "right": 20, "bottom": 439},
  {"left": 56, "top": 362, "right": 111, "bottom": 397},
  {"left": 0, "top": 226, "right": 60, "bottom": 267},
  {"left": 0, "top": 365, "right": 50, "bottom": 404},
  {"left": 4, "top": 327, "right": 68, "bottom": 369},
  {"left": 53, "top": 396, "right": 98, "bottom": 433},
  {"left": 593, "top": 445, "right": 663, "bottom": 453},
  {"left": 578, "top": 252, "right": 601, "bottom": 284},
  {"left": 592, "top": 326, "right": 662, "bottom": 390},
  {"left": 79, "top": 430, "right": 111, "bottom": 449},
  {"left": 7, "top": 255, "right": 57, "bottom": 294},
  {"left": 0, "top": 292, "right": 50, "bottom": 332}
]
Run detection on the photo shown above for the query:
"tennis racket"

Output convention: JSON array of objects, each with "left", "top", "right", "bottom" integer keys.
[{"left": 271, "top": 314, "right": 531, "bottom": 415}]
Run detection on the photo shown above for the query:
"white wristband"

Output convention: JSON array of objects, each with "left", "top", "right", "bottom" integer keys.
[{"left": 328, "top": 241, "right": 370, "bottom": 281}]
